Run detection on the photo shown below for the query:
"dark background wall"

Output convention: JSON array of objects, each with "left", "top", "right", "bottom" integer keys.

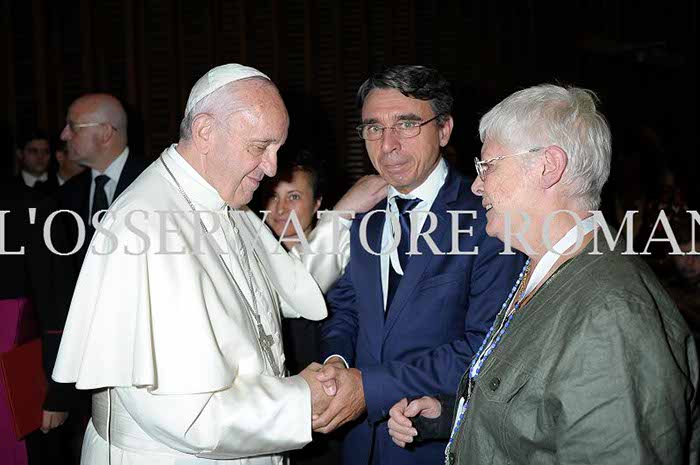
[{"left": 1, "top": 0, "right": 696, "bottom": 206}]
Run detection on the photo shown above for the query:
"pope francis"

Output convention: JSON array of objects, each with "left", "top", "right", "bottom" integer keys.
[{"left": 52, "top": 64, "right": 332, "bottom": 464}]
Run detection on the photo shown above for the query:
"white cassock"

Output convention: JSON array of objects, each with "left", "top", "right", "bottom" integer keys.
[{"left": 53, "top": 144, "right": 327, "bottom": 465}]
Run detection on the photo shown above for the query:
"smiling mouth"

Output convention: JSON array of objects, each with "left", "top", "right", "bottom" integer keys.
[{"left": 484, "top": 203, "right": 493, "bottom": 212}]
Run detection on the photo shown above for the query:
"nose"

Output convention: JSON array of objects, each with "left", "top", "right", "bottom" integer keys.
[
  {"left": 60, "top": 124, "right": 71, "bottom": 141},
  {"left": 261, "top": 150, "right": 277, "bottom": 178},
  {"left": 471, "top": 176, "right": 484, "bottom": 196},
  {"left": 380, "top": 127, "right": 401, "bottom": 154},
  {"left": 277, "top": 197, "right": 288, "bottom": 215}
]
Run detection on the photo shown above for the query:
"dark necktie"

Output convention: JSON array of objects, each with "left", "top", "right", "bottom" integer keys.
[
  {"left": 91, "top": 174, "right": 110, "bottom": 224},
  {"left": 386, "top": 197, "right": 422, "bottom": 313}
]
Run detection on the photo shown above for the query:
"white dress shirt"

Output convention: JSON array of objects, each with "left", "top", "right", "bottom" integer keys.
[
  {"left": 381, "top": 157, "right": 448, "bottom": 309},
  {"left": 21, "top": 170, "right": 48, "bottom": 187},
  {"left": 88, "top": 147, "right": 129, "bottom": 214}
]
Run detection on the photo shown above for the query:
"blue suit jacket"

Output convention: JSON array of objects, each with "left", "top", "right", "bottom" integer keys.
[{"left": 321, "top": 165, "right": 526, "bottom": 465}]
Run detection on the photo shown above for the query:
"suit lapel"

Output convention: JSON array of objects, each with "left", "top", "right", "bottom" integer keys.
[
  {"left": 114, "top": 153, "right": 143, "bottom": 198},
  {"left": 383, "top": 167, "right": 462, "bottom": 339},
  {"left": 355, "top": 201, "right": 387, "bottom": 335}
]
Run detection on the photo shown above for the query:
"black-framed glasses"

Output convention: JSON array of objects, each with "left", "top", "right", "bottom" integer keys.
[
  {"left": 356, "top": 114, "right": 443, "bottom": 141},
  {"left": 474, "top": 147, "right": 544, "bottom": 181}
]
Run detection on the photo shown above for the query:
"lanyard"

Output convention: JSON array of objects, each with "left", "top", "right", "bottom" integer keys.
[{"left": 445, "top": 215, "right": 597, "bottom": 462}]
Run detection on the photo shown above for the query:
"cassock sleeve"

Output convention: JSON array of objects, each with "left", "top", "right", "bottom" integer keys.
[
  {"left": 291, "top": 213, "right": 351, "bottom": 294},
  {"left": 115, "top": 373, "right": 311, "bottom": 459}
]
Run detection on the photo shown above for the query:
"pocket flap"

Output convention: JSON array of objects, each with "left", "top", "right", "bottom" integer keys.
[
  {"left": 477, "top": 356, "right": 530, "bottom": 403},
  {"left": 416, "top": 271, "right": 464, "bottom": 291}
]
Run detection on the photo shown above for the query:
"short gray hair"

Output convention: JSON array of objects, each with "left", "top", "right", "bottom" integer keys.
[
  {"left": 179, "top": 76, "right": 271, "bottom": 140},
  {"left": 479, "top": 84, "right": 611, "bottom": 210}
]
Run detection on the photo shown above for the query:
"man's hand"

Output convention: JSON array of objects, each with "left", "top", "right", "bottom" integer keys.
[
  {"left": 312, "top": 363, "right": 365, "bottom": 433},
  {"left": 387, "top": 396, "right": 441, "bottom": 448},
  {"left": 334, "top": 175, "right": 388, "bottom": 218},
  {"left": 299, "top": 363, "right": 334, "bottom": 420},
  {"left": 41, "top": 410, "right": 69, "bottom": 434}
]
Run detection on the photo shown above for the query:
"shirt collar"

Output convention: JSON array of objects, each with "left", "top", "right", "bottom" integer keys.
[
  {"left": 21, "top": 170, "right": 48, "bottom": 187},
  {"left": 388, "top": 157, "right": 448, "bottom": 206},
  {"left": 163, "top": 144, "right": 227, "bottom": 211},
  {"left": 91, "top": 147, "right": 129, "bottom": 182}
]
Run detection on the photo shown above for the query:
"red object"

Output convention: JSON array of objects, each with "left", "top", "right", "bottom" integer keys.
[{"left": 0, "top": 339, "right": 46, "bottom": 439}]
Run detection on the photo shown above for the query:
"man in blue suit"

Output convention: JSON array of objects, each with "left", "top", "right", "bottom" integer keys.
[{"left": 314, "top": 65, "right": 526, "bottom": 465}]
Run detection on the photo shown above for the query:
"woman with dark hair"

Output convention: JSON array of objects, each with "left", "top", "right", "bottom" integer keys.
[
  {"left": 263, "top": 149, "right": 325, "bottom": 250},
  {"left": 261, "top": 148, "right": 386, "bottom": 465}
]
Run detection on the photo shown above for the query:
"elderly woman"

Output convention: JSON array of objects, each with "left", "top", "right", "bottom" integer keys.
[{"left": 387, "top": 84, "right": 699, "bottom": 464}]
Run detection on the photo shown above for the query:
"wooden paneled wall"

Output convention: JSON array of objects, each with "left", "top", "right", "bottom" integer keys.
[{"left": 2, "top": 0, "right": 696, "bottom": 200}]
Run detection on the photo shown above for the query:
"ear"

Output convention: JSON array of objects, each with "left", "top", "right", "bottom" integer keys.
[
  {"left": 438, "top": 115, "right": 454, "bottom": 147},
  {"left": 15, "top": 148, "right": 23, "bottom": 161},
  {"left": 191, "top": 113, "right": 216, "bottom": 154},
  {"left": 540, "top": 145, "right": 567, "bottom": 189},
  {"left": 100, "top": 125, "right": 115, "bottom": 144},
  {"left": 313, "top": 196, "right": 323, "bottom": 215}
]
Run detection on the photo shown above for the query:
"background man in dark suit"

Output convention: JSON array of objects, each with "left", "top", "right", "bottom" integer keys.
[
  {"left": 26, "top": 93, "right": 145, "bottom": 465},
  {"left": 15, "top": 128, "right": 58, "bottom": 195},
  {"left": 313, "top": 65, "right": 525, "bottom": 465}
]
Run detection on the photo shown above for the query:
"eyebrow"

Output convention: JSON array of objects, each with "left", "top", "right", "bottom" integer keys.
[
  {"left": 360, "top": 113, "right": 424, "bottom": 125},
  {"left": 394, "top": 113, "right": 423, "bottom": 121}
]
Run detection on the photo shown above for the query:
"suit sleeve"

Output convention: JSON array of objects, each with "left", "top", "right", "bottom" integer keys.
[
  {"left": 115, "top": 373, "right": 312, "bottom": 459},
  {"left": 361, "top": 231, "right": 524, "bottom": 422},
  {"left": 320, "top": 260, "right": 359, "bottom": 366}
]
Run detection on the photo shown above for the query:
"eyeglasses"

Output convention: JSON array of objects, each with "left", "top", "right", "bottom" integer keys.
[
  {"left": 65, "top": 121, "right": 118, "bottom": 133},
  {"left": 356, "top": 114, "right": 443, "bottom": 141},
  {"left": 474, "top": 147, "right": 544, "bottom": 181}
]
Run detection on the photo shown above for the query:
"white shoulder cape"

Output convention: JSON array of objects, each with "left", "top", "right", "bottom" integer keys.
[{"left": 53, "top": 148, "right": 326, "bottom": 394}]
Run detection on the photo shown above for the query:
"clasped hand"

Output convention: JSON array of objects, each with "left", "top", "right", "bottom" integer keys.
[
  {"left": 299, "top": 359, "right": 366, "bottom": 434},
  {"left": 387, "top": 396, "right": 441, "bottom": 448}
]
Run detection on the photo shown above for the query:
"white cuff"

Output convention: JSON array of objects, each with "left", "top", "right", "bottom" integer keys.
[{"left": 323, "top": 355, "right": 349, "bottom": 369}]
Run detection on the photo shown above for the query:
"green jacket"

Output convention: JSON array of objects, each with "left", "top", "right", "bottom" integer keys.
[{"left": 446, "top": 238, "right": 700, "bottom": 465}]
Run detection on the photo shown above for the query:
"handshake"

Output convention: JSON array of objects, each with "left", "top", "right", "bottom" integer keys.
[{"left": 299, "top": 357, "right": 366, "bottom": 433}]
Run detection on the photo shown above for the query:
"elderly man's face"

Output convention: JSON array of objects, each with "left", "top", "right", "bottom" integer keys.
[
  {"left": 361, "top": 89, "right": 452, "bottom": 194},
  {"left": 207, "top": 82, "right": 288, "bottom": 208},
  {"left": 265, "top": 169, "right": 321, "bottom": 239},
  {"left": 61, "top": 98, "right": 103, "bottom": 167},
  {"left": 471, "top": 139, "right": 537, "bottom": 243},
  {"left": 20, "top": 139, "right": 50, "bottom": 175}
]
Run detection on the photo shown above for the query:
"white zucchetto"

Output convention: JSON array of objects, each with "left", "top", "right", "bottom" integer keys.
[{"left": 184, "top": 63, "right": 269, "bottom": 116}]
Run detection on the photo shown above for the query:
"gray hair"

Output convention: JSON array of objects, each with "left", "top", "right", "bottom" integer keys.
[
  {"left": 356, "top": 65, "right": 453, "bottom": 125},
  {"left": 179, "top": 76, "right": 272, "bottom": 140},
  {"left": 479, "top": 84, "right": 611, "bottom": 210}
]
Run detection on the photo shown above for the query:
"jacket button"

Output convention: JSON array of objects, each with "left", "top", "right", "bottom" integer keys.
[{"left": 490, "top": 377, "right": 501, "bottom": 391}]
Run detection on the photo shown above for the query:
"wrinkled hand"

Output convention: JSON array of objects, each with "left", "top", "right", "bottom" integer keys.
[
  {"left": 334, "top": 175, "right": 388, "bottom": 218},
  {"left": 41, "top": 410, "right": 69, "bottom": 434},
  {"left": 312, "top": 362, "right": 365, "bottom": 433},
  {"left": 387, "top": 396, "right": 441, "bottom": 448},
  {"left": 299, "top": 363, "right": 335, "bottom": 419}
]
